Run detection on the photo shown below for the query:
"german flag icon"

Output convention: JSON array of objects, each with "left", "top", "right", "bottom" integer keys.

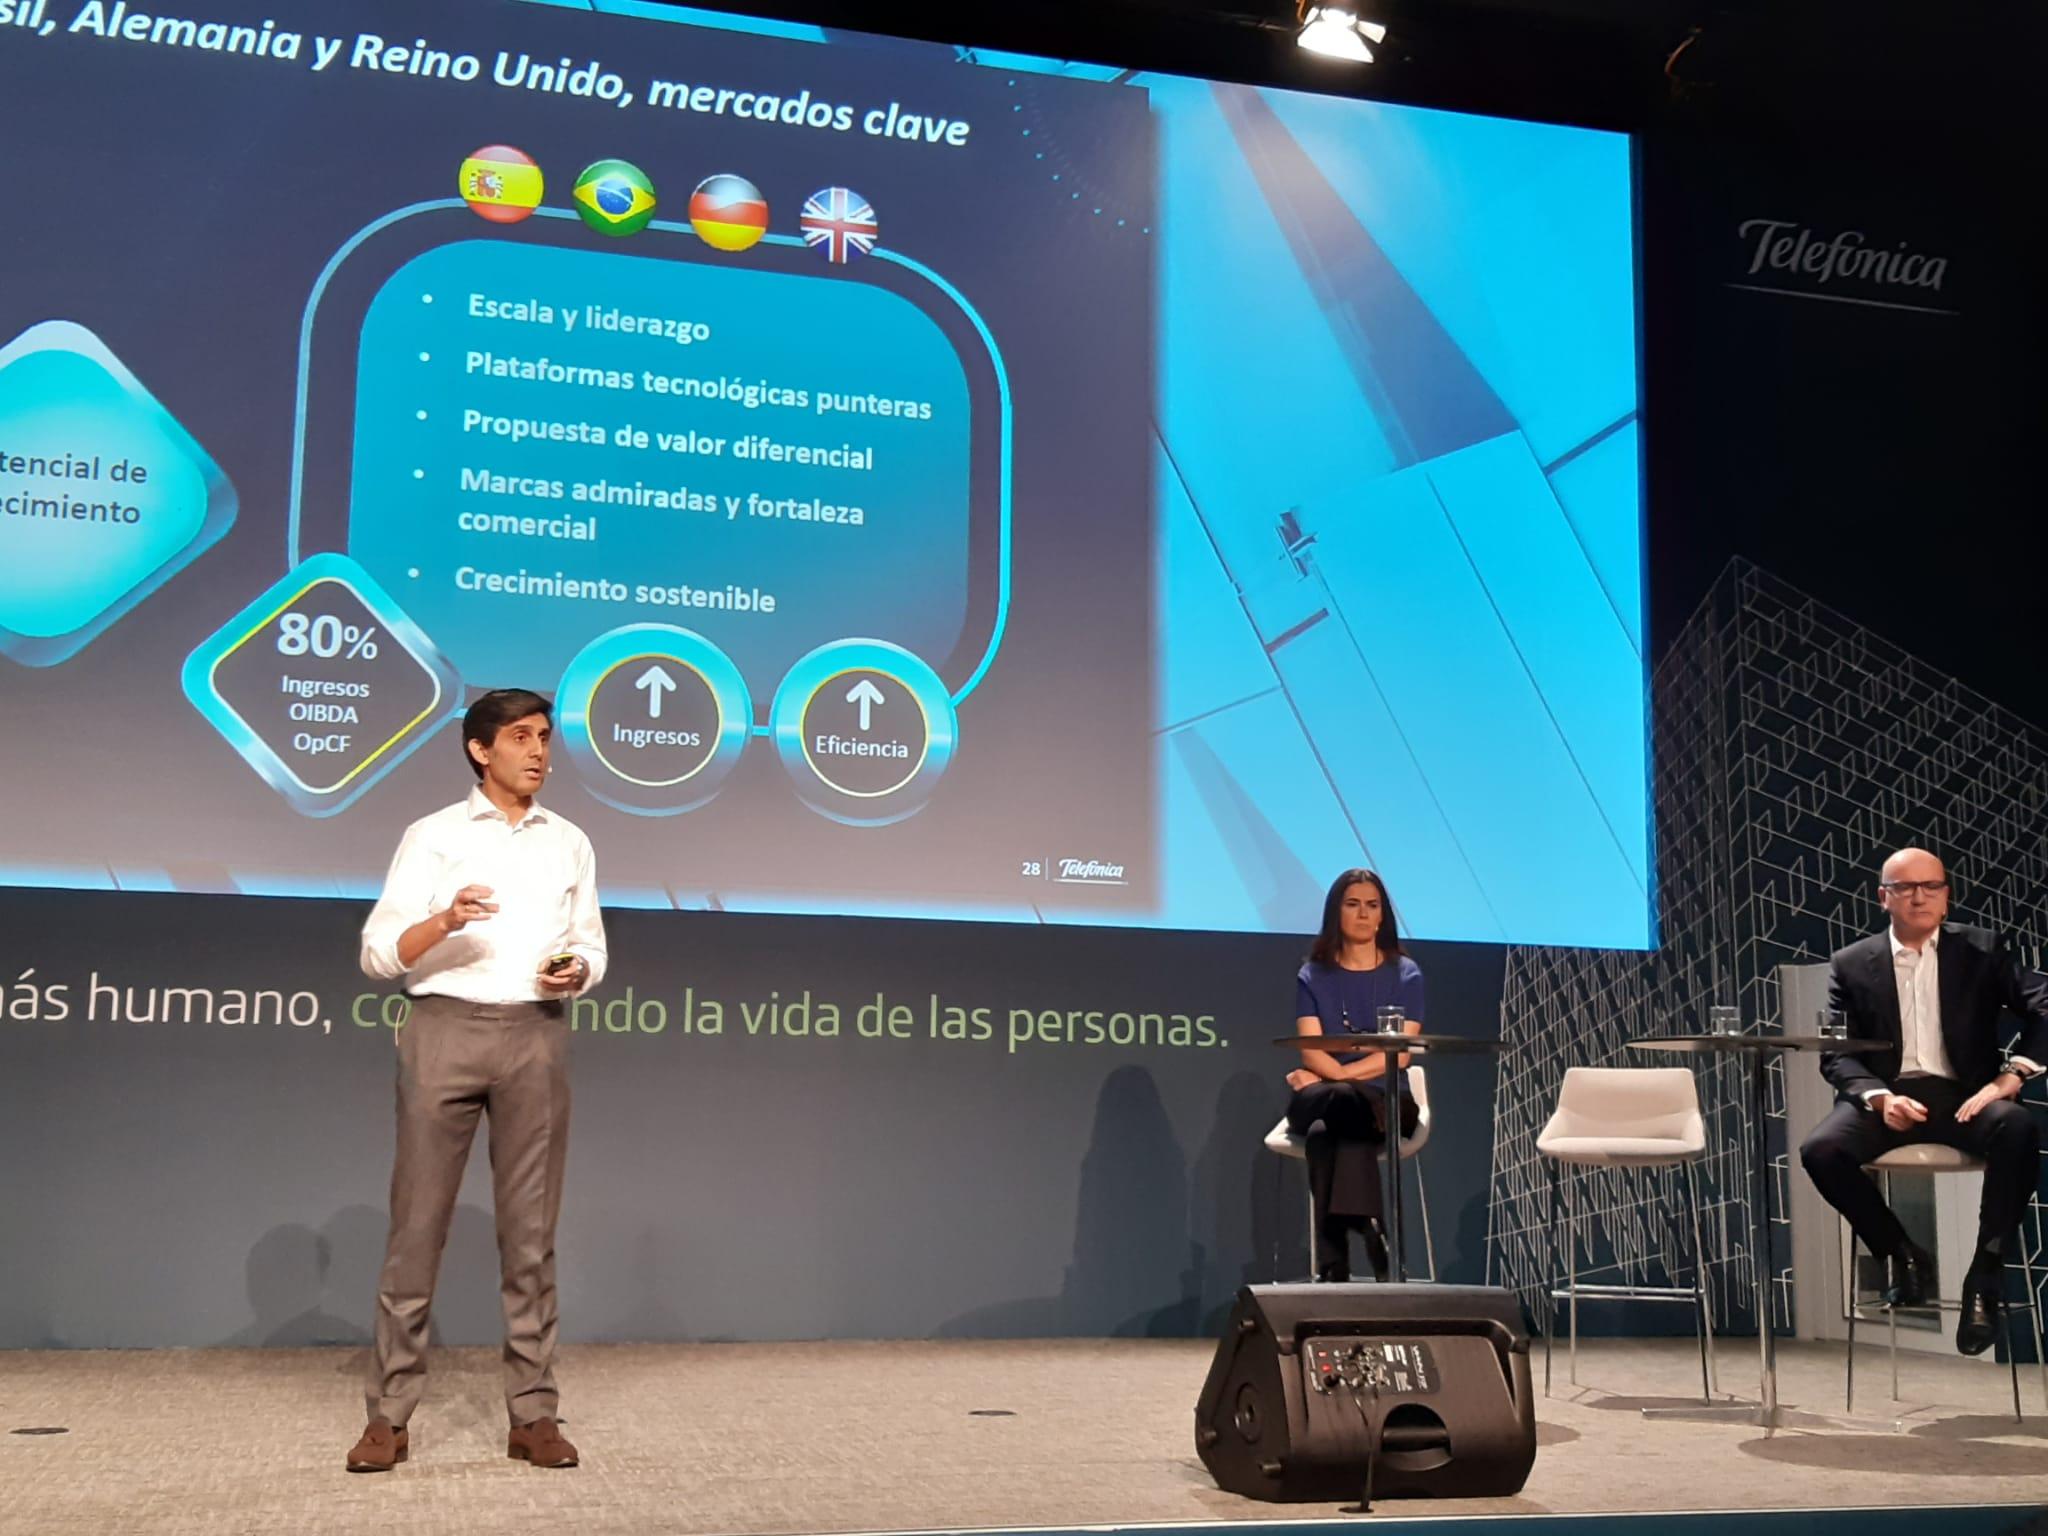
[{"left": 689, "top": 174, "right": 768, "bottom": 252}]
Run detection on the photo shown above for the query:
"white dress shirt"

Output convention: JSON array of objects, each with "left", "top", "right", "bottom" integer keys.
[
  {"left": 1863, "top": 925, "right": 2042, "bottom": 1107},
  {"left": 360, "top": 786, "right": 607, "bottom": 1003},
  {"left": 1890, "top": 926, "right": 1954, "bottom": 1080}
]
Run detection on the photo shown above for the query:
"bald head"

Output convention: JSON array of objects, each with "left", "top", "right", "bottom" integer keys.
[
  {"left": 1882, "top": 847, "right": 1944, "bottom": 884},
  {"left": 1878, "top": 847, "right": 1949, "bottom": 946}
]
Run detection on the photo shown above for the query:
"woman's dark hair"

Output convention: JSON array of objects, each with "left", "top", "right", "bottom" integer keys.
[
  {"left": 462, "top": 688, "right": 552, "bottom": 778},
  {"left": 1308, "top": 867, "right": 1403, "bottom": 967}
]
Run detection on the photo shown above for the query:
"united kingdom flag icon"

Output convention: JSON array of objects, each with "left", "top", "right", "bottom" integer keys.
[{"left": 800, "top": 186, "right": 879, "bottom": 264}]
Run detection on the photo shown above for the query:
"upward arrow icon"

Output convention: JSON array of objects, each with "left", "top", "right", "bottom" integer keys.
[
  {"left": 635, "top": 665, "right": 676, "bottom": 719},
  {"left": 846, "top": 678, "right": 885, "bottom": 731}
]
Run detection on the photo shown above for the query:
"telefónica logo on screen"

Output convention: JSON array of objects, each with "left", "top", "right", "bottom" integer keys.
[{"left": 1057, "top": 859, "right": 1128, "bottom": 885}]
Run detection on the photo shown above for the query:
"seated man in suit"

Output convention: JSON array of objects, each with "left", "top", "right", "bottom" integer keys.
[{"left": 1799, "top": 848, "right": 2047, "bottom": 1354}]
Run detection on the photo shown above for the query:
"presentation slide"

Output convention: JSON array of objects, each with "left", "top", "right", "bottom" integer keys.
[{"left": 0, "top": 0, "right": 1649, "bottom": 946}]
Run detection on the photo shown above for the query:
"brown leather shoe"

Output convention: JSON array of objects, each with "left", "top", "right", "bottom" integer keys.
[
  {"left": 507, "top": 1416, "right": 579, "bottom": 1468},
  {"left": 345, "top": 1417, "right": 408, "bottom": 1472}
]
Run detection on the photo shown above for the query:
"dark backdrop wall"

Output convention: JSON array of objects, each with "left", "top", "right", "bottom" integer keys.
[
  {"left": 4, "top": 0, "right": 2042, "bottom": 1349},
  {"left": 0, "top": 892, "right": 1506, "bottom": 1347},
  {"left": 1492, "top": 29, "right": 2048, "bottom": 1332},
  {"left": 1643, "top": 114, "right": 2045, "bottom": 723}
]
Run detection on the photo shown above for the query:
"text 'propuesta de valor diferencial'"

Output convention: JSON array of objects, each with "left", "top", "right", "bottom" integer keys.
[{"left": 458, "top": 410, "right": 878, "bottom": 470}]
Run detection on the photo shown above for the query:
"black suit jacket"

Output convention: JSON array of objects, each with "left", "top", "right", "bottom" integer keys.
[{"left": 1820, "top": 922, "right": 2048, "bottom": 1104}]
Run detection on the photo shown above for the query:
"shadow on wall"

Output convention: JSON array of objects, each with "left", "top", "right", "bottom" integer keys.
[
  {"left": 214, "top": 1070, "right": 1479, "bottom": 1349},
  {"left": 935, "top": 1064, "right": 1292, "bottom": 1338},
  {"left": 1190, "top": 1069, "right": 1301, "bottom": 1330},
  {"left": 215, "top": 1202, "right": 505, "bottom": 1350},
  {"left": 1453, "top": 1187, "right": 1489, "bottom": 1289},
  {"left": 213, "top": 1223, "right": 365, "bottom": 1348},
  {"left": 597, "top": 1228, "right": 693, "bottom": 1343},
  {"left": 212, "top": 1064, "right": 1297, "bottom": 1349}
]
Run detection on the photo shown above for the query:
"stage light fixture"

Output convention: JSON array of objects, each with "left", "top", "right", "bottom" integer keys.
[{"left": 1297, "top": 5, "right": 1386, "bottom": 62}]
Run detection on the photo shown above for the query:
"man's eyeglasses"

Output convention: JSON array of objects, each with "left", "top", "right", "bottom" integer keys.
[{"left": 1880, "top": 880, "right": 1950, "bottom": 897}]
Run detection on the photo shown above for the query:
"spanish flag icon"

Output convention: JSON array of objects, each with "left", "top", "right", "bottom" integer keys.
[
  {"left": 689, "top": 174, "right": 768, "bottom": 252},
  {"left": 459, "top": 145, "right": 543, "bottom": 224}
]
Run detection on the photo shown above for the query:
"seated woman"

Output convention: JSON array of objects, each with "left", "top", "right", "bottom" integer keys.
[{"left": 1284, "top": 867, "right": 1424, "bottom": 1282}]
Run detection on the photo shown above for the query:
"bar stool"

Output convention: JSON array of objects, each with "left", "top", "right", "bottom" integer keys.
[
  {"left": 1842, "top": 1143, "right": 2048, "bottom": 1422},
  {"left": 1265, "top": 1065, "right": 1434, "bottom": 1281},
  {"left": 1537, "top": 1066, "right": 1716, "bottom": 1398}
]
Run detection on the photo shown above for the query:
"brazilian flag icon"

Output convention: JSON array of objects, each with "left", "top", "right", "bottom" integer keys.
[{"left": 573, "top": 159, "right": 657, "bottom": 237}]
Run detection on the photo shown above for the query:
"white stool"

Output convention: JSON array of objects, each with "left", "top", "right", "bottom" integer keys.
[
  {"left": 1537, "top": 1066, "right": 1716, "bottom": 1399},
  {"left": 1842, "top": 1143, "right": 2047, "bottom": 1422},
  {"left": 1266, "top": 1065, "right": 1434, "bottom": 1281}
]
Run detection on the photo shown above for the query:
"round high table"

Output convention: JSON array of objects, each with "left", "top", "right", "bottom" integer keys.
[
  {"left": 1630, "top": 1032, "right": 1902, "bottom": 1433},
  {"left": 1273, "top": 1033, "right": 1501, "bottom": 1283}
]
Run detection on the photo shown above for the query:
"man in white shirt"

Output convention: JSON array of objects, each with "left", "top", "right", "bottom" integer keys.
[
  {"left": 1799, "top": 848, "right": 2047, "bottom": 1355},
  {"left": 346, "top": 689, "right": 606, "bottom": 1472}
]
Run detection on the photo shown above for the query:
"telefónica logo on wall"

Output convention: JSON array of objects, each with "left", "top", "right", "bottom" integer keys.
[{"left": 1729, "top": 217, "right": 1955, "bottom": 315}]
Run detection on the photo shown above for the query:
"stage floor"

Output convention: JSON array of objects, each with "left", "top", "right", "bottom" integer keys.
[{"left": 3, "top": 1336, "right": 2046, "bottom": 1534}]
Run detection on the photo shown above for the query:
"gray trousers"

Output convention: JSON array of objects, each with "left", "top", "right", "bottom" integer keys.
[{"left": 366, "top": 995, "right": 571, "bottom": 1427}]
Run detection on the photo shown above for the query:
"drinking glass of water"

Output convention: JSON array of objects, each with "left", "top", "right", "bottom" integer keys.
[
  {"left": 1818, "top": 1008, "right": 1848, "bottom": 1042},
  {"left": 1708, "top": 1005, "right": 1742, "bottom": 1037},
  {"left": 1376, "top": 1005, "right": 1405, "bottom": 1036}
]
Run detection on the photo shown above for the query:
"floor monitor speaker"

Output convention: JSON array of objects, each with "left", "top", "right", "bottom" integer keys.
[{"left": 1195, "top": 1282, "right": 1536, "bottom": 1501}]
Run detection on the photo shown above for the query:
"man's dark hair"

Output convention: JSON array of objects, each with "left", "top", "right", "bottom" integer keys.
[{"left": 462, "top": 688, "right": 552, "bottom": 778}]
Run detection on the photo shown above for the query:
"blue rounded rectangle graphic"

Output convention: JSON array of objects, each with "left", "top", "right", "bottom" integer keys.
[
  {"left": 0, "top": 319, "right": 236, "bottom": 667},
  {"left": 347, "top": 234, "right": 975, "bottom": 706},
  {"left": 181, "top": 552, "right": 463, "bottom": 818}
]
